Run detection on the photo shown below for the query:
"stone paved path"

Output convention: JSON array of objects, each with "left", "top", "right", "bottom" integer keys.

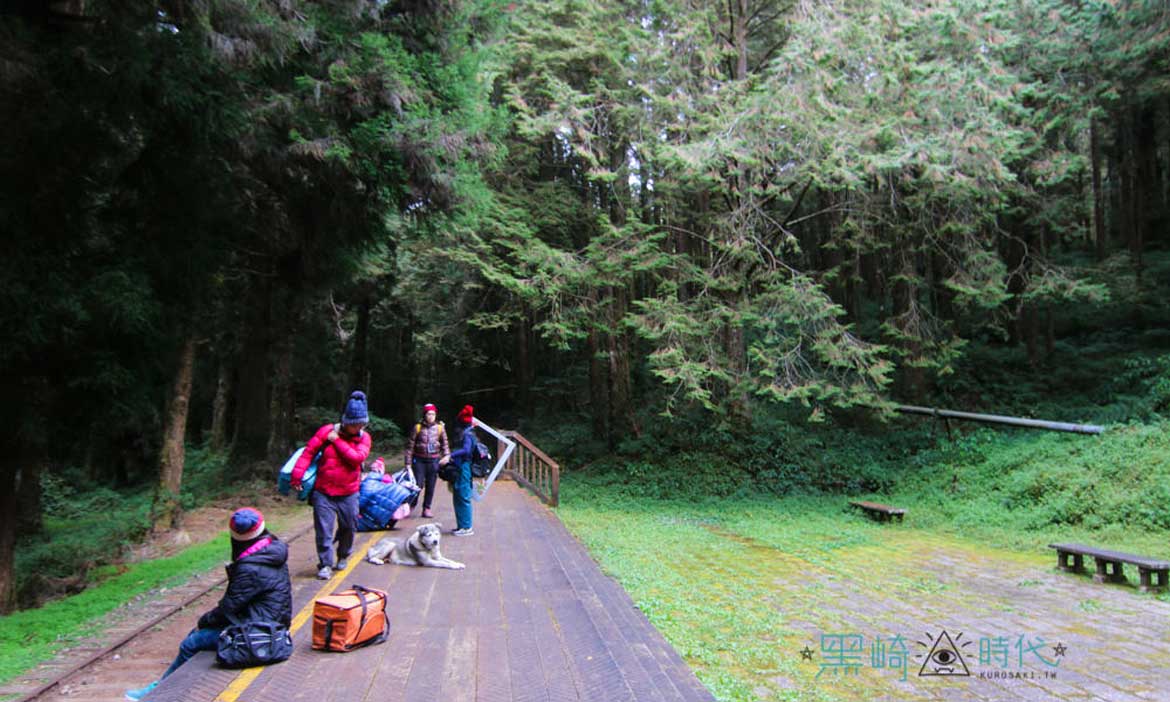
[{"left": 704, "top": 526, "right": 1170, "bottom": 701}]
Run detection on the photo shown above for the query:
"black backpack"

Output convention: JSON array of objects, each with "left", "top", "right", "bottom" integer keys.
[{"left": 470, "top": 440, "right": 494, "bottom": 478}]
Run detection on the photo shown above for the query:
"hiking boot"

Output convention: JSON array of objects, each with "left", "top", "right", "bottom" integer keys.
[
  {"left": 423, "top": 508, "right": 435, "bottom": 518},
  {"left": 452, "top": 527, "right": 474, "bottom": 536},
  {"left": 335, "top": 557, "right": 349, "bottom": 571},
  {"left": 316, "top": 565, "right": 332, "bottom": 580},
  {"left": 125, "top": 681, "right": 159, "bottom": 701}
]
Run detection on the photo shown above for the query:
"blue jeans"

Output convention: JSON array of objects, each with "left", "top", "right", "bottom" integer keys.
[
  {"left": 163, "top": 627, "right": 221, "bottom": 678},
  {"left": 453, "top": 460, "right": 473, "bottom": 530}
]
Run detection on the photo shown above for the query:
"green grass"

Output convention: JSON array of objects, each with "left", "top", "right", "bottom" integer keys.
[
  {"left": 0, "top": 533, "right": 231, "bottom": 686},
  {"left": 876, "top": 420, "right": 1170, "bottom": 555},
  {"left": 554, "top": 416, "right": 1170, "bottom": 701}
]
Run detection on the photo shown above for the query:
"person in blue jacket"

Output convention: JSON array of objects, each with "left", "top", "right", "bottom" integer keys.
[
  {"left": 439, "top": 404, "right": 477, "bottom": 536},
  {"left": 124, "top": 508, "right": 292, "bottom": 701}
]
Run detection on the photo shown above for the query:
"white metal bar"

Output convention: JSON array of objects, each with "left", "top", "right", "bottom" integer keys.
[{"left": 471, "top": 419, "right": 516, "bottom": 502}]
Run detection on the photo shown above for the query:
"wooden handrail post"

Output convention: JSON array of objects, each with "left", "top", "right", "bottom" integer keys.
[{"left": 499, "top": 430, "right": 559, "bottom": 508}]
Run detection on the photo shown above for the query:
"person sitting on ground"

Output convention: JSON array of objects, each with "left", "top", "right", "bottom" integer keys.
[
  {"left": 124, "top": 508, "right": 292, "bottom": 701},
  {"left": 439, "top": 404, "right": 477, "bottom": 536},
  {"left": 404, "top": 402, "right": 449, "bottom": 519},
  {"left": 291, "top": 390, "right": 373, "bottom": 579}
]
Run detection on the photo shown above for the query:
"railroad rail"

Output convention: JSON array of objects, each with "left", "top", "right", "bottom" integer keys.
[{"left": 7, "top": 524, "right": 314, "bottom": 702}]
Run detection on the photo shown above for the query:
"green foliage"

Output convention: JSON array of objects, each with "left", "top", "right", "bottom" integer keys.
[
  {"left": 0, "top": 536, "right": 230, "bottom": 686},
  {"left": 14, "top": 444, "right": 255, "bottom": 609},
  {"left": 535, "top": 403, "right": 937, "bottom": 503},
  {"left": 16, "top": 479, "right": 152, "bottom": 607},
  {"left": 905, "top": 422, "right": 1170, "bottom": 534}
]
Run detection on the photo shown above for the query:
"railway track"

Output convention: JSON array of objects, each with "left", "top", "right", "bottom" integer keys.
[{"left": 1, "top": 524, "right": 313, "bottom": 702}]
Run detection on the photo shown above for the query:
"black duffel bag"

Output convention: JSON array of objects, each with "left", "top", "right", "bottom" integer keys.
[
  {"left": 438, "top": 462, "right": 459, "bottom": 482},
  {"left": 216, "top": 616, "right": 293, "bottom": 668}
]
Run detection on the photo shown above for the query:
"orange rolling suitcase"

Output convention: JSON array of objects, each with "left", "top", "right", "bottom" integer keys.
[{"left": 311, "top": 585, "right": 389, "bottom": 651}]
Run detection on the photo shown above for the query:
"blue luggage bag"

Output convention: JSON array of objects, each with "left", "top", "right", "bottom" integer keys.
[
  {"left": 276, "top": 447, "right": 321, "bottom": 501},
  {"left": 357, "top": 470, "right": 420, "bottom": 531}
]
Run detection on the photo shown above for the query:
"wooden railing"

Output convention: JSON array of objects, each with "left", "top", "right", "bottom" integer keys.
[{"left": 499, "top": 431, "right": 559, "bottom": 507}]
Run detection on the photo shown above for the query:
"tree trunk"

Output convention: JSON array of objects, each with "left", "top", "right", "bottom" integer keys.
[
  {"left": 931, "top": 251, "right": 954, "bottom": 321},
  {"left": 732, "top": 0, "right": 748, "bottom": 81},
  {"left": 587, "top": 301, "right": 608, "bottom": 440},
  {"left": 1117, "top": 108, "right": 1139, "bottom": 266},
  {"left": 152, "top": 335, "right": 197, "bottom": 533},
  {"left": 16, "top": 460, "right": 43, "bottom": 535},
  {"left": 723, "top": 317, "right": 750, "bottom": 421},
  {"left": 267, "top": 334, "right": 295, "bottom": 465},
  {"left": 606, "top": 287, "right": 638, "bottom": 448},
  {"left": 398, "top": 317, "right": 418, "bottom": 424},
  {"left": 1021, "top": 303, "right": 1039, "bottom": 367},
  {"left": 1045, "top": 306, "right": 1055, "bottom": 358},
  {"left": 0, "top": 462, "right": 17, "bottom": 614},
  {"left": 232, "top": 279, "right": 271, "bottom": 463},
  {"left": 208, "top": 360, "right": 231, "bottom": 452},
  {"left": 0, "top": 372, "right": 45, "bottom": 612},
  {"left": 845, "top": 247, "right": 861, "bottom": 322},
  {"left": 348, "top": 292, "right": 371, "bottom": 393},
  {"left": 1090, "top": 117, "right": 1106, "bottom": 261},
  {"left": 1134, "top": 103, "right": 1155, "bottom": 273},
  {"left": 891, "top": 253, "right": 926, "bottom": 402},
  {"left": 515, "top": 309, "right": 533, "bottom": 415}
]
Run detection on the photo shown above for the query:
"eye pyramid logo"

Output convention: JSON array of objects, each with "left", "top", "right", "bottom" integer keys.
[{"left": 916, "top": 630, "right": 972, "bottom": 677}]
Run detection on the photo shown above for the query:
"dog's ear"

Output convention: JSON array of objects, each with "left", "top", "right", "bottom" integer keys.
[{"left": 433, "top": 522, "right": 442, "bottom": 530}]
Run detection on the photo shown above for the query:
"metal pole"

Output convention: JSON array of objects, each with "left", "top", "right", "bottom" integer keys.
[
  {"left": 470, "top": 418, "right": 516, "bottom": 501},
  {"left": 895, "top": 405, "right": 1104, "bottom": 435}
]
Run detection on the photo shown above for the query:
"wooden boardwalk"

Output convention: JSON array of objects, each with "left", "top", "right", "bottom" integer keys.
[{"left": 146, "top": 482, "right": 713, "bottom": 702}]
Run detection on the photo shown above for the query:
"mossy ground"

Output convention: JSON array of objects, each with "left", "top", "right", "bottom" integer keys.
[{"left": 558, "top": 462, "right": 1170, "bottom": 701}]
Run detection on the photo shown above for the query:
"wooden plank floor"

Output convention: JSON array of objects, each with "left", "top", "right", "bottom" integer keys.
[{"left": 146, "top": 481, "right": 714, "bottom": 702}]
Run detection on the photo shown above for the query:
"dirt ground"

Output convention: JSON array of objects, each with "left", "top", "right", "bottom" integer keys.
[{"left": 126, "top": 492, "right": 308, "bottom": 562}]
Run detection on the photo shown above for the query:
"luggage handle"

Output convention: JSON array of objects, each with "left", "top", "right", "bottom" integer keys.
[
  {"left": 348, "top": 585, "right": 381, "bottom": 634},
  {"left": 223, "top": 611, "right": 258, "bottom": 658}
]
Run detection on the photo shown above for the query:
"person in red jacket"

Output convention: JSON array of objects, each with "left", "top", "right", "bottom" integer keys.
[{"left": 291, "top": 390, "right": 372, "bottom": 580}]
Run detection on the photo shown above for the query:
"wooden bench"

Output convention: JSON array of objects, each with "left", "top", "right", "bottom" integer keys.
[
  {"left": 849, "top": 500, "right": 906, "bottom": 523},
  {"left": 1049, "top": 543, "right": 1170, "bottom": 594}
]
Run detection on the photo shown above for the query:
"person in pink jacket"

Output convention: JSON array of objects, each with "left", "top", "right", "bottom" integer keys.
[{"left": 290, "top": 390, "right": 372, "bottom": 579}]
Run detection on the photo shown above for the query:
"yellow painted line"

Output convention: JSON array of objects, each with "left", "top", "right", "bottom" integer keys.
[{"left": 215, "top": 532, "right": 381, "bottom": 702}]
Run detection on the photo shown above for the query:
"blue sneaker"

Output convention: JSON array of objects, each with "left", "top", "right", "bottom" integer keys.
[{"left": 125, "top": 680, "right": 159, "bottom": 701}]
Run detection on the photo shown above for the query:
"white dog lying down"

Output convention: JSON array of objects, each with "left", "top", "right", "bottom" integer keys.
[{"left": 366, "top": 523, "right": 465, "bottom": 570}]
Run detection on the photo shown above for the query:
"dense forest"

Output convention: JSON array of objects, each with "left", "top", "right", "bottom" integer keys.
[{"left": 1, "top": 0, "right": 1168, "bottom": 613}]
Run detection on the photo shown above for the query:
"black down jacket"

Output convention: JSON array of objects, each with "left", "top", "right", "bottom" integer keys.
[{"left": 198, "top": 536, "right": 293, "bottom": 629}]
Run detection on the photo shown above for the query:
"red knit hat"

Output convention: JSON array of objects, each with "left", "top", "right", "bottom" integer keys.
[
  {"left": 457, "top": 404, "right": 474, "bottom": 424},
  {"left": 423, "top": 403, "right": 437, "bottom": 413}
]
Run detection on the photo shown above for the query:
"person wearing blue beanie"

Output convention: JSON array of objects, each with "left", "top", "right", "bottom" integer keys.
[
  {"left": 290, "top": 390, "right": 373, "bottom": 579},
  {"left": 341, "top": 390, "right": 369, "bottom": 426}
]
